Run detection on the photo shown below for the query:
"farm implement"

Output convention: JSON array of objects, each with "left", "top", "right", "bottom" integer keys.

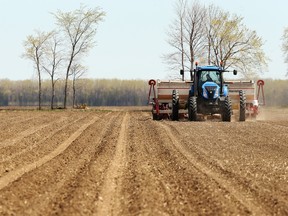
[{"left": 148, "top": 63, "right": 265, "bottom": 121}]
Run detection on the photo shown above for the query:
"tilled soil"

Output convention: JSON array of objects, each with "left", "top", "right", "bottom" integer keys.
[{"left": 0, "top": 108, "right": 287, "bottom": 215}]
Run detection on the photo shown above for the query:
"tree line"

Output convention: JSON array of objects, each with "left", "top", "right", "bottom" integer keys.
[
  {"left": 0, "top": 78, "right": 287, "bottom": 108},
  {"left": 0, "top": 79, "right": 148, "bottom": 107}
]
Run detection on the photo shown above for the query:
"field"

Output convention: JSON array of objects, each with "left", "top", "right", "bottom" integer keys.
[{"left": 0, "top": 107, "right": 287, "bottom": 215}]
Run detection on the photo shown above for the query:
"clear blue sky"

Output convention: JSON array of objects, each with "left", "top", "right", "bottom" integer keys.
[{"left": 0, "top": 0, "right": 287, "bottom": 80}]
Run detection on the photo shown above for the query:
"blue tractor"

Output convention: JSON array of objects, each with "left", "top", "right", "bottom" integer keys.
[{"left": 177, "top": 63, "right": 245, "bottom": 122}]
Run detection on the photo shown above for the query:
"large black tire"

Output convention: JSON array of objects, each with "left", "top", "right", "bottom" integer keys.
[
  {"left": 222, "top": 97, "right": 232, "bottom": 122},
  {"left": 153, "top": 113, "right": 159, "bottom": 120},
  {"left": 172, "top": 89, "right": 179, "bottom": 121},
  {"left": 188, "top": 96, "right": 197, "bottom": 121},
  {"left": 239, "top": 90, "right": 246, "bottom": 121},
  {"left": 153, "top": 113, "right": 163, "bottom": 121}
]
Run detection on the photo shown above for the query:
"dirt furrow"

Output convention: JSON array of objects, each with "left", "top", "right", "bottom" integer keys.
[
  {"left": 120, "top": 112, "right": 175, "bottom": 215},
  {"left": 0, "top": 111, "right": 38, "bottom": 126},
  {"left": 0, "top": 115, "right": 86, "bottom": 163},
  {"left": 121, "top": 112, "right": 242, "bottom": 215},
  {"left": 96, "top": 112, "right": 128, "bottom": 215},
  {"left": 0, "top": 112, "right": 60, "bottom": 142},
  {"left": 0, "top": 109, "right": 287, "bottom": 215},
  {"left": 0, "top": 114, "right": 93, "bottom": 177},
  {"left": 159, "top": 121, "right": 266, "bottom": 215},
  {"left": 0, "top": 112, "right": 116, "bottom": 215},
  {"left": 0, "top": 115, "right": 99, "bottom": 191},
  {"left": 161, "top": 120, "right": 288, "bottom": 215},
  {"left": 0, "top": 120, "right": 58, "bottom": 148},
  {"left": 45, "top": 112, "right": 125, "bottom": 215}
]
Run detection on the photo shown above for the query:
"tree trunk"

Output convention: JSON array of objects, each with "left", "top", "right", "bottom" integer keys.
[
  {"left": 38, "top": 77, "right": 41, "bottom": 110},
  {"left": 63, "top": 52, "right": 74, "bottom": 109},
  {"left": 72, "top": 80, "right": 76, "bottom": 108},
  {"left": 51, "top": 78, "right": 55, "bottom": 110},
  {"left": 36, "top": 56, "right": 42, "bottom": 110},
  {"left": 63, "top": 76, "right": 68, "bottom": 109}
]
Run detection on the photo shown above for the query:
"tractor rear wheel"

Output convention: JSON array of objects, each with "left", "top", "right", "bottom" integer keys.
[
  {"left": 188, "top": 96, "right": 197, "bottom": 121},
  {"left": 172, "top": 89, "right": 179, "bottom": 121},
  {"left": 239, "top": 90, "right": 246, "bottom": 121},
  {"left": 222, "top": 97, "right": 232, "bottom": 122}
]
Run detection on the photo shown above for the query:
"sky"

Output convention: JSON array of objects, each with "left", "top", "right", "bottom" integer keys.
[{"left": 0, "top": 0, "right": 288, "bottom": 81}]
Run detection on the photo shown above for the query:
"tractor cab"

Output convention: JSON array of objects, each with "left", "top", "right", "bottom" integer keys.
[
  {"left": 197, "top": 69, "right": 222, "bottom": 100},
  {"left": 198, "top": 70, "right": 221, "bottom": 86},
  {"left": 190, "top": 65, "right": 228, "bottom": 100}
]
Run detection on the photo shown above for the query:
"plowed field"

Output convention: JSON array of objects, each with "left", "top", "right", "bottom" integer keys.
[{"left": 0, "top": 107, "right": 287, "bottom": 215}]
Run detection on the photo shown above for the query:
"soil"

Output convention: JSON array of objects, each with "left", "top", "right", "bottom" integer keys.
[{"left": 0, "top": 107, "right": 287, "bottom": 215}]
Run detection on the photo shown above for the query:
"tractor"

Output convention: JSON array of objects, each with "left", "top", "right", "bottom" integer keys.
[{"left": 171, "top": 63, "right": 246, "bottom": 121}]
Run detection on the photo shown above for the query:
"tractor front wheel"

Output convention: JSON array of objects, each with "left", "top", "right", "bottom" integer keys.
[{"left": 222, "top": 97, "right": 232, "bottom": 122}]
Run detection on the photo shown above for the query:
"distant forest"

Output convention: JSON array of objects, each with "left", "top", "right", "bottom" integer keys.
[
  {"left": 0, "top": 79, "right": 148, "bottom": 107},
  {"left": 0, "top": 78, "right": 287, "bottom": 107}
]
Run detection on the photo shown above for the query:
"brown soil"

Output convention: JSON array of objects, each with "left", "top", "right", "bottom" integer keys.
[{"left": 0, "top": 107, "right": 287, "bottom": 215}]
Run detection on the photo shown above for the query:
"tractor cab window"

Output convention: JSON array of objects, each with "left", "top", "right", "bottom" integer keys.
[{"left": 198, "top": 71, "right": 221, "bottom": 86}]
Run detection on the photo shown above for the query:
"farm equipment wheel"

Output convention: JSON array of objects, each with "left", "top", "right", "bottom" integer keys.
[
  {"left": 188, "top": 96, "right": 197, "bottom": 121},
  {"left": 172, "top": 90, "right": 179, "bottom": 121},
  {"left": 152, "top": 113, "right": 157, "bottom": 120},
  {"left": 222, "top": 97, "right": 232, "bottom": 122},
  {"left": 239, "top": 90, "right": 246, "bottom": 121},
  {"left": 152, "top": 113, "right": 162, "bottom": 121}
]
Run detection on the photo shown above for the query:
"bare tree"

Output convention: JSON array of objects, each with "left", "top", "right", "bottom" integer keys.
[
  {"left": 206, "top": 4, "right": 221, "bottom": 65},
  {"left": 164, "top": 1, "right": 207, "bottom": 79},
  {"left": 165, "top": 2, "right": 268, "bottom": 78},
  {"left": 183, "top": 1, "right": 207, "bottom": 76},
  {"left": 53, "top": 5, "right": 105, "bottom": 108},
  {"left": 282, "top": 27, "right": 288, "bottom": 76},
  {"left": 208, "top": 10, "right": 268, "bottom": 77},
  {"left": 42, "top": 31, "right": 64, "bottom": 109},
  {"left": 164, "top": 0, "right": 187, "bottom": 76},
  {"left": 70, "top": 64, "right": 86, "bottom": 108},
  {"left": 23, "top": 30, "right": 53, "bottom": 109}
]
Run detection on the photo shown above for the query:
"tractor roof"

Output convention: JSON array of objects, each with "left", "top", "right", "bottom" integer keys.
[{"left": 196, "top": 65, "right": 222, "bottom": 71}]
